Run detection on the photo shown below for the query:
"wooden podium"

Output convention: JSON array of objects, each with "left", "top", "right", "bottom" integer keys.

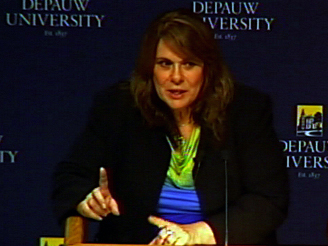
[{"left": 65, "top": 216, "right": 88, "bottom": 245}]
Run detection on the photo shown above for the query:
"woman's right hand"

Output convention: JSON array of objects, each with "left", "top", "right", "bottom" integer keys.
[{"left": 77, "top": 167, "right": 120, "bottom": 221}]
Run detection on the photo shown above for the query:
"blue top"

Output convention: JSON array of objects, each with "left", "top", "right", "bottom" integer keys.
[{"left": 157, "top": 182, "right": 204, "bottom": 224}]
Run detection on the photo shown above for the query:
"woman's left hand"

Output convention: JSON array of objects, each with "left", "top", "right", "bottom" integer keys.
[{"left": 148, "top": 216, "right": 216, "bottom": 245}]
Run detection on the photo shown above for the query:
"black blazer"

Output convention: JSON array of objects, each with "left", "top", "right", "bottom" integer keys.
[{"left": 52, "top": 82, "right": 288, "bottom": 244}]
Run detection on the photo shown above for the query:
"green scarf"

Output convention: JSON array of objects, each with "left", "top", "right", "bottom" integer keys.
[{"left": 166, "top": 126, "right": 201, "bottom": 189}]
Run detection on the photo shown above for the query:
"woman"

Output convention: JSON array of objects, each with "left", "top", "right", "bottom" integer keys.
[{"left": 52, "top": 9, "right": 288, "bottom": 245}]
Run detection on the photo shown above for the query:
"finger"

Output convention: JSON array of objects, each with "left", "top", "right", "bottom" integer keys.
[
  {"left": 92, "top": 187, "right": 107, "bottom": 210},
  {"left": 161, "top": 229, "right": 174, "bottom": 245},
  {"left": 168, "top": 228, "right": 189, "bottom": 246},
  {"left": 88, "top": 197, "right": 110, "bottom": 217},
  {"left": 99, "top": 167, "right": 120, "bottom": 216},
  {"left": 167, "top": 235, "right": 180, "bottom": 245},
  {"left": 149, "top": 227, "right": 175, "bottom": 245},
  {"left": 151, "top": 222, "right": 190, "bottom": 245},
  {"left": 149, "top": 226, "right": 167, "bottom": 245},
  {"left": 171, "top": 236, "right": 181, "bottom": 245},
  {"left": 149, "top": 235, "right": 161, "bottom": 245},
  {"left": 106, "top": 195, "right": 120, "bottom": 216},
  {"left": 149, "top": 237, "right": 157, "bottom": 245},
  {"left": 174, "top": 234, "right": 189, "bottom": 245},
  {"left": 78, "top": 201, "right": 103, "bottom": 221},
  {"left": 99, "top": 167, "right": 109, "bottom": 191},
  {"left": 149, "top": 234, "right": 167, "bottom": 245},
  {"left": 148, "top": 216, "right": 174, "bottom": 229}
]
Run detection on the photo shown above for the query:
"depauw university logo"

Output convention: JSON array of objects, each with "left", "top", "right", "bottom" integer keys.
[{"left": 296, "top": 105, "right": 323, "bottom": 137}]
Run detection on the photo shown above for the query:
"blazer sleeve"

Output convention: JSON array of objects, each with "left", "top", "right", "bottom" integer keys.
[
  {"left": 207, "top": 85, "right": 288, "bottom": 244},
  {"left": 52, "top": 83, "right": 130, "bottom": 223}
]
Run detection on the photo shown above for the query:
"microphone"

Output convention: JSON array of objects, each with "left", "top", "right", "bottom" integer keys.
[
  {"left": 221, "top": 150, "right": 229, "bottom": 246},
  {"left": 194, "top": 148, "right": 229, "bottom": 246}
]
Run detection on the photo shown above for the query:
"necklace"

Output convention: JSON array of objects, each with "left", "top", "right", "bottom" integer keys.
[{"left": 166, "top": 126, "right": 201, "bottom": 188}]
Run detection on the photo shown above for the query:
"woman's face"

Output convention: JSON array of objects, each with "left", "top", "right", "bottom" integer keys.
[{"left": 153, "top": 39, "right": 204, "bottom": 113}]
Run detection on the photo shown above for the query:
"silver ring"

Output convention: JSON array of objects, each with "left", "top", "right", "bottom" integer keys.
[{"left": 166, "top": 229, "right": 174, "bottom": 236}]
